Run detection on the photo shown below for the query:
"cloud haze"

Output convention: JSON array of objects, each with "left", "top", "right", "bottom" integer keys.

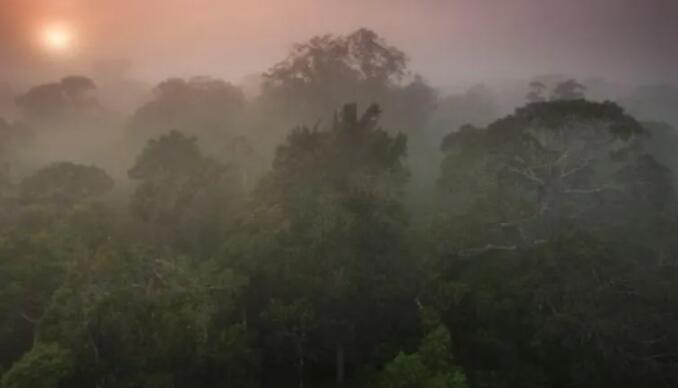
[{"left": 1, "top": 0, "right": 677, "bottom": 85}]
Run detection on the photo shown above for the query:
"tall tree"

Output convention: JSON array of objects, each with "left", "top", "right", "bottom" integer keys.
[
  {"left": 19, "top": 162, "right": 114, "bottom": 205},
  {"left": 129, "top": 77, "right": 246, "bottom": 145},
  {"left": 15, "top": 76, "right": 100, "bottom": 127},
  {"left": 551, "top": 79, "right": 586, "bottom": 101},
  {"left": 226, "top": 104, "right": 419, "bottom": 387},
  {"left": 259, "top": 29, "right": 438, "bottom": 187},
  {"left": 261, "top": 29, "right": 409, "bottom": 120},
  {"left": 438, "top": 99, "right": 672, "bottom": 255},
  {"left": 526, "top": 81, "right": 547, "bottom": 103},
  {"left": 128, "top": 130, "right": 242, "bottom": 256}
]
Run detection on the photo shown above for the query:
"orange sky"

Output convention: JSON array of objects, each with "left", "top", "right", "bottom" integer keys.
[{"left": 2, "top": 0, "right": 677, "bottom": 86}]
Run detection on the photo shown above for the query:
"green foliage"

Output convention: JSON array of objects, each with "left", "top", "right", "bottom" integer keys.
[
  {"left": 1, "top": 342, "right": 74, "bottom": 388},
  {"left": 0, "top": 198, "right": 115, "bottom": 373},
  {"left": 437, "top": 99, "right": 669, "bottom": 254},
  {"left": 15, "top": 76, "right": 99, "bottom": 126},
  {"left": 129, "top": 130, "right": 242, "bottom": 255},
  {"left": 551, "top": 79, "right": 586, "bottom": 101},
  {"left": 0, "top": 118, "right": 30, "bottom": 182},
  {"left": 129, "top": 77, "right": 245, "bottom": 141},
  {"left": 264, "top": 29, "right": 408, "bottom": 98},
  {"left": 33, "top": 243, "right": 254, "bottom": 387},
  {"left": 225, "top": 103, "right": 420, "bottom": 386},
  {"left": 379, "top": 353, "right": 430, "bottom": 388},
  {"left": 434, "top": 233, "right": 678, "bottom": 388},
  {"left": 257, "top": 29, "right": 440, "bottom": 218},
  {"left": 3, "top": 62, "right": 678, "bottom": 388},
  {"left": 260, "top": 28, "right": 437, "bottom": 182},
  {"left": 526, "top": 78, "right": 586, "bottom": 102},
  {"left": 375, "top": 325, "right": 468, "bottom": 388},
  {"left": 19, "top": 162, "right": 114, "bottom": 205}
]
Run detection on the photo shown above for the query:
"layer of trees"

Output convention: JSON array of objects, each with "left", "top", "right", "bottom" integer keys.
[{"left": 2, "top": 29, "right": 678, "bottom": 388}]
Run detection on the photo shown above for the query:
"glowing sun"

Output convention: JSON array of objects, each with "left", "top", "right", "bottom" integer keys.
[{"left": 42, "top": 24, "right": 75, "bottom": 52}]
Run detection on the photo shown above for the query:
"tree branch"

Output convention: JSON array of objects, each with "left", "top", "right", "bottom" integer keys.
[
  {"left": 458, "top": 244, "right": 518, "bottom": 257},
  {"left": 561, "top": 160, "right": 591, "bottom": 179},
  {"left": 19, "top": 311, "right": 40, "bottom": 324},
  {"left": 507, "top": 166, "right": 544, "bottom": 185}
]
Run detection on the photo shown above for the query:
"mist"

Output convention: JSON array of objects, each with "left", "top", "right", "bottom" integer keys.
[
  {"left": 2, "top": 1, "right": 678, "bottom": 387},
  {"left": 2, "top": 0, "right": 678, "bottom": 84}
]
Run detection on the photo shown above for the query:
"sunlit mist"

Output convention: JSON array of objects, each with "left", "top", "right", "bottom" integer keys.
[{"left": 41, "top": 23, "right": 75, "bottom": 53}]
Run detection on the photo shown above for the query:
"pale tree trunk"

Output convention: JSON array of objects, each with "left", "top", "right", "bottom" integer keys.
[
  {"left": 242, "top": 308, "right": 248, "bottom": 331},
  {"left": 336, "top": 343, "right": 344, "bottom": 387},
  {"left": 298, "top": 355, "right": 305, "bottom": 388}
]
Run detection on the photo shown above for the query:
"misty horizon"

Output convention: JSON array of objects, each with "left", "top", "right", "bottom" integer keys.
[
  {"left": 2, "top": 0, "right": 678, "bottom": 89},
  {"left": 2, "top": 2, "right": 678, "bottom": 388}
]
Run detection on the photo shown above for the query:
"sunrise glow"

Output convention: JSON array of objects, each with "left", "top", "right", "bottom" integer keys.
[{"left": 42, "top": 24, "right": 75, "bottom": 52}]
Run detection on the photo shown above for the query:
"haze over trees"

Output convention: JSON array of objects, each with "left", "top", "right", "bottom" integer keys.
[
  {"left": 15, "top": 76, "right": 101, "bottom": 128},
  {"left": 1, "top": 27, "right": 678, "bottom": 388}
]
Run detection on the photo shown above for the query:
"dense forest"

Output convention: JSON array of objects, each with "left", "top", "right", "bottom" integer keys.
[{"left": 2, "top": 29, "right": 678, "bottom": 388}]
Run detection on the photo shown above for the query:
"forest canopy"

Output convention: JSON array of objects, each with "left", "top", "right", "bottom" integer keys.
[{"left": 1, "top": 26, "right": 678, "bottom": 388}]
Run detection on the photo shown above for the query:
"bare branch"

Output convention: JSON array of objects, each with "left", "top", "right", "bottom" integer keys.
[
  {"left": 507, "top": 166, "right": 544, "bottom": 185},
  {"left": 561, "top": 160, "right": 591, "bottom": 179},
  {"left": 555, "top": 149, "right": 570, "bottom": 165},
  {"left": 19, "top": 311, "right": 40, "bottom": 324},
  {"left": 564, "top": 185, "right": 620, "bottom": 194},
  {"left": 458, "top": 244, "right": 518, "bottom": 257}
]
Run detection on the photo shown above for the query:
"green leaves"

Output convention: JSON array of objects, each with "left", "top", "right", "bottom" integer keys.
[
  {"left": 225, "top": 103, "right": 420, "bottom": 386},
  {"left": 1, "top": 342, "right": 74, "bottom": 388},
  {"left": 375, "top": 325, "right": 468, "bottom": 388},
  {"left": 19, "top": 162, "right": 113, "bottom": 205},
  {"left": 129, "top": 130, "right": 242, "bottom": 255},
  {"left": 438, "top": 99, "right": 667, "bottom": 253},
  {"left": 28, "top": 243, "right": 253, "bottom": 387},
  {"left": 129, "top": 77, "right": 245, "bottom": 140}
]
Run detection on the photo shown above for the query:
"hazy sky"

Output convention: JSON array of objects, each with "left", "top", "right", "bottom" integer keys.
[{"left": 1, "top": 0, "right": 677, "bottom": 86}]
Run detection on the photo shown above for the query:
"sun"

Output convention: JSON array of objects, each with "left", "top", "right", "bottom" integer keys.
[{"left": 42, "top": 24, "right": 75, "bottom": 52}]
